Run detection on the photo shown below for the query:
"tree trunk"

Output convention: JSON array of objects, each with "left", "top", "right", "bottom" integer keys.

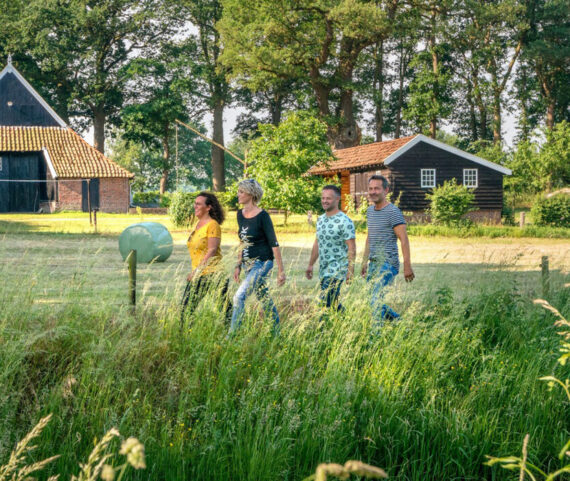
[
  {"left": 492, "top": 93, "right": 502, "bottom": 143},
  {"left": 212, "top": 99, "right": 225, "bottom": 192},
  {"left": 374, "top": 40, "right": 384, "bottom": 142},
  {"left": 466, "top": 81, "right": 478, "bottom": 141},
  {"left": 545, "top": 101, "right": 555, "bottom": 130},
  {"left": 395, "top": 48, "right": 404, "bottom": 138},
  {"left": 269, "top": 92, "right": 283, "bottom": 125},
  {"left": 334, "top": 42, "right": 361, "bottom": 149},
  {"left": 160, "top": 131, "right": 170, "bottom": 195},
  {"left": 93, "top": 107, "right": 106, "bottom": 154},
  {"left": 429, "top": 24, "right": 438, "bottom": 139}
]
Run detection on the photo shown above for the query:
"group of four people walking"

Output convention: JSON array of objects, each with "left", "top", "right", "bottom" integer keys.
[{"left": 180, "top": 175, "right": 414, "bottom": 334}]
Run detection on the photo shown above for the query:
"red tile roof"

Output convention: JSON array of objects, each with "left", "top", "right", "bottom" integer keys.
[
  {"left": 309, "top": 135, "right": 417, "bottom": 174},
  {"left": 0, "top": 126, "right": 133, "bottom": 178}
]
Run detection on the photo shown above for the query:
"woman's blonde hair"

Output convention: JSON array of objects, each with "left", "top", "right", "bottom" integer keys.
[{"left": 238, "top": 179, "right": 264, "bottom": 203}]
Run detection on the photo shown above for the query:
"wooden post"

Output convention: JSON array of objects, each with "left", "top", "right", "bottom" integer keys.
[
  {"left": 519, "top": 211, "right": 525, "bottom": 228},
  {"left": 93, "top": 208, "right": 98, "bottom": 234},
  {"left": 541, "top": 255, "right": 550, "bottom": 299},
  {"left": 128, "top": 249, "right": 137, "bottom": 309}
]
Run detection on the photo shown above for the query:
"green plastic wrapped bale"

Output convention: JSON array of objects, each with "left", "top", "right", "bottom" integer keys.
[{"left": 118, "top": 222, "right": 173, "bottom": 263}]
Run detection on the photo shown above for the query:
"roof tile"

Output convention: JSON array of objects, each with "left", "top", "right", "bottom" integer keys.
[
  {"left": 0, "top": 126, "right": 133, "bottom": 178},
  {"left": 309, "top": 135, "right": 417, "bottom": 174}
]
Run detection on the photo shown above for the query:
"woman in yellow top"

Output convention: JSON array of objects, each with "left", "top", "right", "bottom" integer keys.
[{"left": 180, "top": 192, "right": 231, "bottom": 327}]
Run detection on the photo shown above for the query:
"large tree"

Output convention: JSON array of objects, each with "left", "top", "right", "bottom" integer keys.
[
  {"left": 178, "top": 0, "right": 233, "bottom": 192},
  {"left": 219, "top": 0, "right": 398, "bottom": 148},
  {"left": 523, "top": 0, "right": 570, "bottom": 130},
  {"left": 120, "top": 44, "right": 195, "bottom": 195},
  {"left": 246, "top": 111, "right": 332, "bottom": 224},
  {"left": 9, "top": 0, "right": 175, "bottom": 154}
]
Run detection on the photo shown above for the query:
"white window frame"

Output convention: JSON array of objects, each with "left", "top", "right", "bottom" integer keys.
[
  {"left": 421, "top": 168, "right": 436, "bottom": 188},
  {"left": 463, "top": 168, "right": 478, "bottom": 188}
]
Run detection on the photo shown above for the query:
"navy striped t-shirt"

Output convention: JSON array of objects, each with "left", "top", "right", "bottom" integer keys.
[{"left": 366, "top": 203, "right": 406, "bottom": 269}]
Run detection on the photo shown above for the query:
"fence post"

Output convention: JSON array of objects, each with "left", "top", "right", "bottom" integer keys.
[
  {"left": 128, "top": 249, "right": 137, "bottom": 310},
  {"left": 93, "top": 208, "right": 98, "bottom": 234},
  {"left": 519, "top": 211, "right": 525, "bottom": 228},
  {"left": 541, "top": 255, "right": 550, "bottom": 299}
]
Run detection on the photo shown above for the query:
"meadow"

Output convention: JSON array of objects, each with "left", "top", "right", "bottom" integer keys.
[{"left": 0, "top": 212, "right": 569, "bottom": 480}]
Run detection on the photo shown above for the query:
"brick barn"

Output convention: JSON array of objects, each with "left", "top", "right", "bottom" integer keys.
[
  {"left": 309, "top": 135, "right": 512, "bottom": 223},
  {"left": 0, "top": 58, "right": 133, "bottom": 213}
]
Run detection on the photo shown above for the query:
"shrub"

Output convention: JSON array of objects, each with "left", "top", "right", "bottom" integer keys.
[
  {"left": 159, "top": 192, "right": 172, "bottom": 208},
  {"left": 218, "top": 184, "right": 239, "bottom": 210},
  {"left": 357, "top": 195, "right": 369, "bottom": 217},
  {"left": 501, "top": 202, "right": 515, "bottom": 226},
  {"left": 426, "top": 179, "right": 477, "bottom": 226},
  {"left": 344, "top": 194, "right": 357, "bottom": 216},
  {"left": 132, "top": 191, "right": 160, "bottom": 206},
  {"left": 168, "top": 191, "right": 199, "bottom": 228},
  {"left": 530, "top": 193, "right": 570, "bottom": 227}
]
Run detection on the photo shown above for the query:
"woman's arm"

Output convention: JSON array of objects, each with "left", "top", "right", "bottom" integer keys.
[{"left": 272, "top": 246, "right": 286, "bottom": 286}]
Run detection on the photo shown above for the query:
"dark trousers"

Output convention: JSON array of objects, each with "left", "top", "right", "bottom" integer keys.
[
  {"left": 319, "top": 277, "right": 344, "bottom": 312},
  {"left": 180, "top": 275, "right": 232, "bottom": 328}
]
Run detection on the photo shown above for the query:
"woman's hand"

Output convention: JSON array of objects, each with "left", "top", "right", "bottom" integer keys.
[
  {"left": 233, "top": 266, "right": 241, "bottom": 283},
  {"left": 187, "top": 271, "right": 194, "bottom": 282},
  {"left": 277, "top": 271, "right": 286, "bottom": 287}
]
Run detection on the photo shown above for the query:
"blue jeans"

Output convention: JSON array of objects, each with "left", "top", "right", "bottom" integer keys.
[
  {"left": 230, "top": 260, "right": 279, "bottom": 332},
  {"left": 319, "top": 277, "right": 344, "bottom": 312},
  {"left": 367, "top": 260, "right": 399, "bottom": 325}
]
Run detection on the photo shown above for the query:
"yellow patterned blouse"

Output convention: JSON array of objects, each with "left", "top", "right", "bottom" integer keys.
[{"left": 187, "top": 219, "right": 222, "bottom": 276}]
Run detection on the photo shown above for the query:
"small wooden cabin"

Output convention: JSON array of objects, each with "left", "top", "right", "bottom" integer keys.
[
  {"left": 0, "top": 58, "right": 133, "bottom": 213},
  {"left": 309, "top": 135, "right": 512, "bottom": 223}
]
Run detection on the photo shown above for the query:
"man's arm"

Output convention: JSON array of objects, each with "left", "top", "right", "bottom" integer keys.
[
  {"left": 306, "top": 239, "right": 319, "bottom": 280},
  {"left": 394, "top": 224, "right": 414, "bottom": 282},
  {"left": 360, "top": 234, "right": 370, "bottom": 278},
  {"left": 345, "top": 238, "right": 356, "bottom": 281}
]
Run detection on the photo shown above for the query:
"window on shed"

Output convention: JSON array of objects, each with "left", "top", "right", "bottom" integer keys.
[
  {"left": 421, "top": 168, "right": 436, "bottom": 188},
  {"left": 463, "top": 168, "right": 478, "bottom": 188}
]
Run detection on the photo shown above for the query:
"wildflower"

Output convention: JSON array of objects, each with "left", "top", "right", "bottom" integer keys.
[
  {"left": 119, "top": 437, "right": 146, "bottom": 469},
  {"left": 101, "top": 464, "right": 115, "bottom": 481}
]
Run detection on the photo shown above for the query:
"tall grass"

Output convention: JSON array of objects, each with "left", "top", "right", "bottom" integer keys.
[{"left": 1, "top": 232, "right": 569, "bottom": 480}]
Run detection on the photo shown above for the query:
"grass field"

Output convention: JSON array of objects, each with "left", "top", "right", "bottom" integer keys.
[{"left": 1, "top": 213, "right": 569, "bottom": 480}]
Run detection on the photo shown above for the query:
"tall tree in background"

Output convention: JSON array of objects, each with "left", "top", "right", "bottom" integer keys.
[
  {"left": 219, "top": 0, "right": 398, "bottom": 148},
  {"left": 523, "top": 0, "right": 570, "bottom": 130},
  {"left": 179, "top": 0, "right": 232, "bottom": 192},
  {"left": 10, "top": 0, "right": 176, "bottom": 154},
  {"left": 404, "top": 0, "right": 455, "bottom": 138},
  {"left": 120, "top": 44, "right": 194, "bottom": 195},
  {"left": 459, "top": 0, "right": 528, "bottom": 143}
]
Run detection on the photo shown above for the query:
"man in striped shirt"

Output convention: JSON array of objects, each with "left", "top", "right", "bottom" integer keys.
[{"left": 361, "top": 175, "right": 414, "bottom": 326}]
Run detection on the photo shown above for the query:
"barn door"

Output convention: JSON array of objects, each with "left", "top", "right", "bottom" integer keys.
[
  {"left": 82, "top": 178, "right": 100, "bottom": 212},
  {"left": 0, "top": 154, "right": 9, "bottom": 213},
  {"left": 9, "top": 154, "right": 40, "bottom": 212}
]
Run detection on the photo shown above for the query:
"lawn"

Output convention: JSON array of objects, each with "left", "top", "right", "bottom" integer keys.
[{"left": 1, "top": 213, "right": 569, "bottom": 480}]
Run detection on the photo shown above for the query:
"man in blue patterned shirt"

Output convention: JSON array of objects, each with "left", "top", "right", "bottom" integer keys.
[
  {"left": 361, "top": 175, "right": 414, "bottom": 326},
  {"left": 306, "top": 185, "right": 356, "bottom": 312}
]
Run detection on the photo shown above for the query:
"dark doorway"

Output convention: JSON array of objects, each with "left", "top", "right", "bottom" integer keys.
[
  {"left": 0, "top": 152, "right": 42, "bottom": 212},
  {"left": 81, "top": 178, "right": 100, "bottom": 212}
]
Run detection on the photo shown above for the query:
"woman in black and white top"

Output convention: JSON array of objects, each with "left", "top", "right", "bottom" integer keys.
[{"left": 229, "top": 179, "right": 286, "bottom": 334}]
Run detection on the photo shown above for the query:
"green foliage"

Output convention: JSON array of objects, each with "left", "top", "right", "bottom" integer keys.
[
  {"left": 426, "top": 179, "right": 477, "bottom": 226},
  {"left": 246, "top": 111, "right": 333, "bottom": 220},
  {"left": 539, "top": 121, "right": 570, "bottom": 190},
  {"left": 344, "top": 195, "right": 357, "bottom": 217},
  {"left": 486, "top": 299, "right": 570, "bottom": 480},
  {"left": 531, "top": 193, "right": 570, "bottom": 228},
  {"left": 133, "top": 191, "right": 160, "bottom": 206},
  {"left": 168, "top": 191, "right": 199, "bottom": 228}
]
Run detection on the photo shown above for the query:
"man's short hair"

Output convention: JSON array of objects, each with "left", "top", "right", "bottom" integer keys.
[
  {"left": 322, "top": 184, "right": 341, "bottom": 197},
  {"left": 368, "top": 175, "right": 389, "bottom": 190}
]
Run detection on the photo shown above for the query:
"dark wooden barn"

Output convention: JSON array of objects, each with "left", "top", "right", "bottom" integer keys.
[
  {"left": 309, "top": 134, "right": 512, "bottom": 223},
  {"left": 0, "top": 58, "right": 133, "bottom": 213}
]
